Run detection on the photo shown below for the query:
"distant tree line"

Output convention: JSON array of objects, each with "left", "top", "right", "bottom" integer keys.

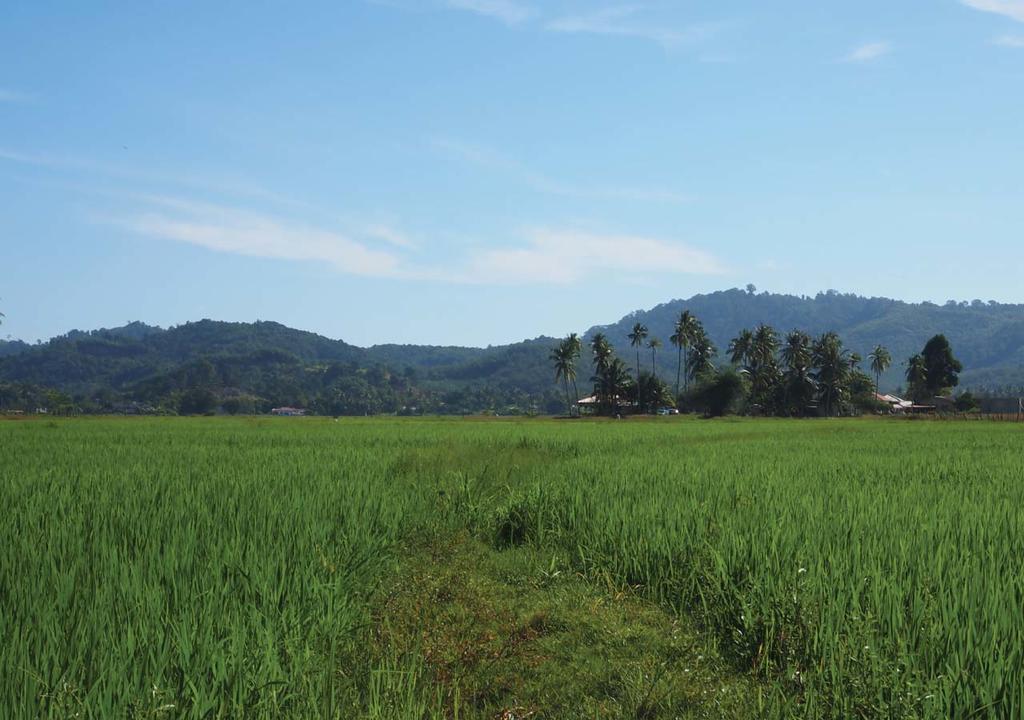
[{"left": 551, "top": 311, "right": 965, "bottom": 418}]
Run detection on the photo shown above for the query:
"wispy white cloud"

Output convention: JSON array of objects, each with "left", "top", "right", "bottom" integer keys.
[
  {"left": 545, "top": 5, "right": 714, "bottom": 48},
  {"left": 372, "top": 1, "right": 725, "bottom": 53},
  {"left": 0, "top": 148, "right": 51, "bottom": 164},
  {"left": 961, "top": 0, "right": 1024, "bottom": 22},
  {"left": 9, "top": 142, "right": 720, "bottom": 286},
  {"left": 445, "top": 0, "right": 532, "bottom": 24},
  {"left": 0, "top": 145, "right": 311, "bottom": 209},
  {"left": 454, "top": 228, "right": 725, "bottom": 285},
  {"left": 110, "top": 197, "right": 406, "bottom": 278},
  {"left": 433, "top": 138, "right": 693, "bottom": 204},
  {"left": 843, "top": 42, "right": 892, "bottom": 63},
  {"left": 363, "top": 223, "right": 418, "bottom": 249},
  {"left": 106, "top": 196, "right": 723, "bottom": 286},
  {"left": 993, "top": 33, "right": 1024, "bottom": 45}
]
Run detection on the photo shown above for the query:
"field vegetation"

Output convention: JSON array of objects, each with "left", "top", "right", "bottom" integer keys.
[{"left": 2, "top": 416, "right": 1022, "bottom": 718}]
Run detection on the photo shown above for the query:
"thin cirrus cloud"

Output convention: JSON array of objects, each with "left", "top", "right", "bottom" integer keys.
[
  {"left": 544, "top": 6, "right": 715, "bottom": 48},
  {"left": 960, "top": 0, "right": 1024, "bottom": 22},
  {"left": 843, "top": 42, "right": 892, "bottom": 63},
  {"left": 5, "top": 143, "right": 720, "bottom": 286},
  {"left": 362, "top": 223, "right": 418, "bottom": 250},
  {"left": 4, "top": 146, "right": 720, "bottom": 286},
  {"left": 0, "top": 145, "right": 311, "bottom": 211},
  {"left": 993, "top": 34, "right": 1024, "bottom": 45},
  {"left": 413, "top": 1, "right": 716, "bottom": 50},
  {"left": 459, "top": 228, "right": 725, "bottom": 285},
  {"left": 444, "top": 0, "right": 532, "bottom": 24},
  {"left": 112, "top": 197, "right": 407, "bottom": 279},
  {"left": 433, "top": 138, "right": 694, "bottom": 205},
  {"left": 108, "top": 196, "right": 723, "bottom": 286}
]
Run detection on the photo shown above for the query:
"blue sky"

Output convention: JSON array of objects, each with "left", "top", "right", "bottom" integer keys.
[{"left": 2, "top": 0, "right": 1023, "bottom": 347}]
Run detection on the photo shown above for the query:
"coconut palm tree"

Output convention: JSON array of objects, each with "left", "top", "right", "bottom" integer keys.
[
  {"left": 628, "top": 322, "right": 648, "bottom": 408},
  {"left": 812, "top": 332, "right": 850, "bottom": 417},
  {"left": 566, "top": 333, "right": 583, "bottom": 412},
  {"left": 590, "top": 333, "right": 612, "bottom": 410},
  {"left": 647, "top": 337, "right": 662, "bottom": 376},
  {"left": 670, "top": 311, "right": 699, "bottom": 396},
  {"left": 747, "top": 324, "right": 781, "bottom": 414},
  {"left": 781, "top": 330, "right": 812, "bottom": 371},
  {"left": 868, "top": 345, "right": 891, "bottom": 397},
  {"left": 670, "top": 326, "right": 684, "bottom": 397},
  {"left": 750, "top": 325, "right": 780, "bottom": 367},
  {"left": 781, "top": 330, "right": 815, "bottom": 415},
  {"left": 591, "top": 333, "right": 612, "bottom": 375},
  {"left": 728, "top": 329, "right": 754, "bottom": 367},
  {"left": 687, "top": 325, "right": 717, "bottom": 382},
  {"left": 643, "top": 338, "right": 663, "bottom": 413},
  {"left": 591, "top": 357, "right": 632, "bottom": 416},
  {"left": 549, "top": 340, "right": 575, "bottom": 416}
]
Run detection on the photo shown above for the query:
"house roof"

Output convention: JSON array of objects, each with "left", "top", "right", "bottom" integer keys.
[{"left": 876, "top": 393, "right": 913, "bottom": 408}]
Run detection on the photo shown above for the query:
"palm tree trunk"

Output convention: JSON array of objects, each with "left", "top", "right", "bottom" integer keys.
[
  {"left": 571, "top": 377, "right": 580, "bottom": 417},
  {"left": 564, "top": 376, "right": 571, "bottom": 417},
  {"left": 636, "top": 350, "right": 641, "bottom": 411},
  {"left": 675, "top": 345, "right": 682, "bottom": 398},
  {"left": 683, "top": 345, "right": 690, "bottom": 392}
]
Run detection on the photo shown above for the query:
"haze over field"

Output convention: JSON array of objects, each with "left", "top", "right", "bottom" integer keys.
[{"left": 3, "top": 1, "right": 1024, "bottom": 347}]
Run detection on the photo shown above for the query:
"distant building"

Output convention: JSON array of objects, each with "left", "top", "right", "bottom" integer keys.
[
  {"left": 875, "top": 393, "right": 913, "bottom": 413},
  {"left": 271, "top": 407, "right": 306, "bottom": 416}
]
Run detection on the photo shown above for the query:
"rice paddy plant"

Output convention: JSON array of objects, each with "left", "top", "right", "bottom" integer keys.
[
  {"left": 3, "top": 415, "right": 1023, "bottom": 718},
  {"left": 1, "top": 418, "right": 438, "bottom": 718},
  {"left": 488, "top": 420, "right": 1024, "bottom": 718}
]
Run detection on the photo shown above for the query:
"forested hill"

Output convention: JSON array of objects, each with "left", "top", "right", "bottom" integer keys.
[
  {"left": 2, "top": 289, "right": 1024, "bottom": 414},
  {"left": 0, "top": 319, "right": 562, "bottom": 414},
  {"left": 593, "top": 289, "right": 1024, "bottom": 391}
]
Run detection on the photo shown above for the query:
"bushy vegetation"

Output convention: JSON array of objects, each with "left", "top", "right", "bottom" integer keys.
[
  {"left": 4, "top": 289, "right": 1024, "bottom": 417},
  {"left": 557, "top": 310, "right": 964, "bottom": 417},
  {"left": 3, "top": 417, "right": 1022, "bottom": 718}
]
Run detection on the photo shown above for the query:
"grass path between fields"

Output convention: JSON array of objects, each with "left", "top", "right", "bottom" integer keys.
[{"left": 366, "top": 531, "right": 759, "bottom": 720}]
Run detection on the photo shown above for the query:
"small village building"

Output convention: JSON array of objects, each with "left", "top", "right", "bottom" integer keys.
[
  {"left": 874, "top": 393, "right": 913, "bottom": 413},
  {"left": 271, "top": 407, "right": 306, "bottom": 416}
]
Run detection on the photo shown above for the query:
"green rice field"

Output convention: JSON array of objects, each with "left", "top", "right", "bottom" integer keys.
[{"left": 2, "top": 416, "right": 1023, "bottom": 718}]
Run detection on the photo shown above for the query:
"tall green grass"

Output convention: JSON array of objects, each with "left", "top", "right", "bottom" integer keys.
[
  {"left": 1, "top": 418, "right": 436, "bottom": 717},
  {"left": 2, "top": 416, "right": 1022, "bottom": 718},
  {"left": 476, "top": 420, "right": 1024, "bottom": 718}
]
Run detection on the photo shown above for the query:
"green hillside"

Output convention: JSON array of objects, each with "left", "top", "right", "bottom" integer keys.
[
  {"left": 593, "top": 289, "right": 1024, "bottom": 392},
  {"left": 2, "top": 289, "right": 1022, "bottom": 414}
]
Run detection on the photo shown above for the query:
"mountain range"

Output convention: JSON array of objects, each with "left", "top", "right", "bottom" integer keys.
[{"left": 2, "top": 288, "right": 1023, "bottom": 413}]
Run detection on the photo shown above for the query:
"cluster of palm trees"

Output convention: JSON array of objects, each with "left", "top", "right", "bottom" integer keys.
[
  {"left": 589, "top": 333, "right": 637, "bottom": 414},
  {"left": 667, "top": 312, "right": 717, "bottom": 396},
  {"left": 725, "top": 325, "right": 892, "bottom": 416},
  {"left": 551, "top": 310, "right": 897, "bottom": 417},
  {"left": 547, "top": 311, "right": 723, "bottom": 416}
]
